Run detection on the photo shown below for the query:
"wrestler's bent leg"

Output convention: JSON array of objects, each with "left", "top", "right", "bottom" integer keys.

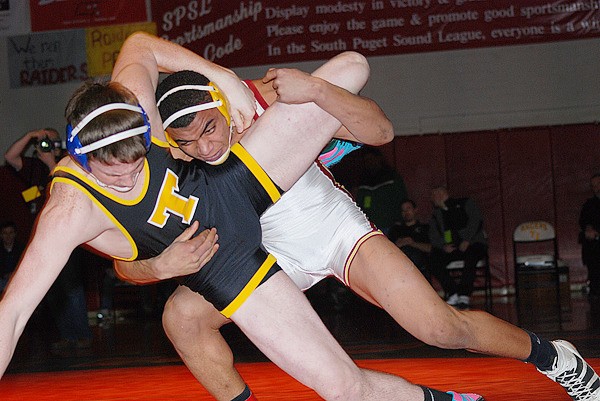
[
  {"left": 162, "top": 285, "right": 246, "bottom": 400},
  {"left": 349, "top": 235, "right": 530, "bottom": 358}
]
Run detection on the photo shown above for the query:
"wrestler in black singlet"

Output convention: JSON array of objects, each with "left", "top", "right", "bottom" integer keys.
[{"left": 52, "top": 141, "right": 282, "bottom": 317}]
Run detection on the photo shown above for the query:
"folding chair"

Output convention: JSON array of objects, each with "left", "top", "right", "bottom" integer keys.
[{"left": 513, "top": 221, "right": 563, "bottom": 322}]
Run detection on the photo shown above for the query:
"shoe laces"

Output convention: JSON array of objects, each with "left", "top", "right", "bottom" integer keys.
[{"left": 550, "top": 348, "right": 600, "bottom": 401}]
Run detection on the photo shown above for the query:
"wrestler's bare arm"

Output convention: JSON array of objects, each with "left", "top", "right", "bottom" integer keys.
[
  {"left": 113, "top": 32, "right": 256, "bottom": 135},
  {"left": 260, "top": 53, "right": 394, "bottom": 146},
  {"left": 0, "top": 181, "right": 112, "bottom": 377}
]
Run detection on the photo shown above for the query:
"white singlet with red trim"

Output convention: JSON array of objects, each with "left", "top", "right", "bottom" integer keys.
[{"left": 259, "top": 161, "right": 381, "bottom": 290}]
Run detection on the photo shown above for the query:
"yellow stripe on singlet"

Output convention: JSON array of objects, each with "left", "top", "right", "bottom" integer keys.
[
  {"left": 220, "top": 253, "right": 277, "bottom": 318},
  {"left": 52, "top": 163, "right": 150, "bottom": 206},
  {"left": 152, "top": 135, "right": 171, "bottom": 148},
  {"left": 230, "top": 143, "right": 281, "bottom": 203}
]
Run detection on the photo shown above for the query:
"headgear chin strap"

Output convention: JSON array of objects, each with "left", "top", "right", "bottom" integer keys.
[
  {"left": 205, "top": 124, "right": 234, "bottom": 166},
  {"left": 66, "top": 103, "right": 151, "bottom": 171}
]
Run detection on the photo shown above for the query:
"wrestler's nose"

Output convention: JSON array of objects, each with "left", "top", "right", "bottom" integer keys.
[{"left": 197, "top": 139, "right": 212, "bottom": 157}]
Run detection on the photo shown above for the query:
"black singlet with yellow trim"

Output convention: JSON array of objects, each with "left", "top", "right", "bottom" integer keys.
[{"left": 53, "top": 142, "right": 282, "bottom": 317}]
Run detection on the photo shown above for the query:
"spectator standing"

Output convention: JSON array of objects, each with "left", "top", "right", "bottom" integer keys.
[
  {"left": 4, "top": 129, "right": 92, "bottom": 351},
  {"left": 428, "top": 186, "right": 487, "bottom": 309},
  {"left": 579, "top": 173, "right": 600, "bottom": 303},
  {"left": 4, "top": 128, "right": 63, "bottom": 215},
  {"left": 387, "top": 199, "right": 431, "bottom": 277},
  {"left": 354, "top": 147, "right": 408, "bottom": 233},
  {"left": 0, "top": 221, "right": 24, "bottom": 294}
]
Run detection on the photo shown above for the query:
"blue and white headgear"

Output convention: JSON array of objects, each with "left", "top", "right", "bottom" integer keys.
[{"left": 66, "top": 103, "right": 151, "bottom": 171}]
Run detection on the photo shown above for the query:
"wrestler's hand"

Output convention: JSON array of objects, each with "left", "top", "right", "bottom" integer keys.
[
  {"left": 113, "top": 223, "right": 218, "bottom": 284},
  {"left": 27, "top": 129, "right": 46, "bottom": 141},
  {"left": 212, "top": 68, "right": 256, "bottom": 133},
  {"left": 153, "top": 222, "right": 219, "bottom": 279},
  {"left": 262, "top": 67, "right": 322, "bottom": 105}
]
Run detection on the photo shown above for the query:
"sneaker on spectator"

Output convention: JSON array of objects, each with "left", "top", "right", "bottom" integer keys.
[
  {"left": 446, "top": 293, "right": 459, "bottom": 306},
  {"left": 539, "top": 340, "right": 600, "bottom": 400},
  {"left": 457, "top": 295, "right": 470, "bottom": 310}
]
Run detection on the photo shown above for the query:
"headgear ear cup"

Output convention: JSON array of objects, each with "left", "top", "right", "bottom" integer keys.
[
  {"left": 208, "top": 82, "right": 231, "bottom": 126},
  {"left": 139, "top": 105, "right": 152, "bottom": 151},
  {"left": 164, "top": 131, "right": 179, "bottom": 148},
  {"left": 66, "top": 123, "right": 90, "bottom": 170}
]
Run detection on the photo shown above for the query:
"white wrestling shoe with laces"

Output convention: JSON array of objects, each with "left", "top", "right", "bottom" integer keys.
[{"left": 539, "top": 340, "right": 600, "bottom": 400}]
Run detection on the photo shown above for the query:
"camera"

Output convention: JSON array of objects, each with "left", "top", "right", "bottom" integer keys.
[{"left": 38, "top": 136, "right": 62, "bottom": 153}]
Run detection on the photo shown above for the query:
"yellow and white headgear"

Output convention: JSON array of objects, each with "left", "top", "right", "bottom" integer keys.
[{"left": 157, "top": 82, "right": 232, "bottom": 164}]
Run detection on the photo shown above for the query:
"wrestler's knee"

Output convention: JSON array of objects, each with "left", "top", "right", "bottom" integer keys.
[
  {"left": 418, "top": 307, "right": 473, "bottom": 349},
  {"left": 308, "top": 361, "right": 365, "bottom": 400},
  {"left": 162, "top": 285, "right": 224, "bottom": 339},
  {"left": 333, "top": 51, "right": 370, "bottom": 85}
]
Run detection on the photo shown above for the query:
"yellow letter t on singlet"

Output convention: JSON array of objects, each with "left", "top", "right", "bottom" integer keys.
[{"left": 148, "top": 169, "right": 199, "bottom": 228}]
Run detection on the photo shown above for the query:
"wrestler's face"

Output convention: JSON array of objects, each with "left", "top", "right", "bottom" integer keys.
[
  {"left": 167, "top": 108, "right": 231, "bottom": 163},
  {"left": 87, "top": 157, "right": 145, "bottom": 192}
]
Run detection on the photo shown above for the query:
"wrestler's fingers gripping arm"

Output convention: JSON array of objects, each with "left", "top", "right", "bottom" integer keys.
[
  {"left": 216, "top": 77, "right": 256, "bottom": 133},
  {"left": 262, "top": 56, "right": 393, "bottom": 146},
  {"left": 0, "top": 184, "right": 97, "bottom": 377},
  {"left": 115, "top": 223, "right": 218, "bottom": 283}
]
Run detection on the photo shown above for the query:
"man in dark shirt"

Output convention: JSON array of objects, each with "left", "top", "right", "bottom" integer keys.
[
  {"left": 354, "top": 147, "right": 408, "bottom": 233},
  {"left": 579, "top": 173, "right": 600, "bottom": 302},
  {"left": 387, "top": 199, "right": 431, "bottom": 277},
  {"left": 428, "top": 186, "right": 487, "bottom": 309},
  {"left": 0, "top": 221, "right": 24, "bottom": 294},
  {"left": 4, "top": 128, "right": 63, "bottom": 215}
]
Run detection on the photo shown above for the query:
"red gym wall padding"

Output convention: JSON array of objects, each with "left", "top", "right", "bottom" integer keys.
[{"left": 332, "top": 123, "right": 600, "bottom": 289}]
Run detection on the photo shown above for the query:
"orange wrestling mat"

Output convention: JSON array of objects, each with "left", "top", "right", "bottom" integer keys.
[{"left": 1, "top": 358, "right": 598, "bottom": 400}]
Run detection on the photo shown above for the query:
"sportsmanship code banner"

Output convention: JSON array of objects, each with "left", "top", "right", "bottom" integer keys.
[
  {"left": 151, "top": 0, "right": 600, "bottom": 68},
  {"left": 30, "top": 0, "right": 148, "bottom": 32}
]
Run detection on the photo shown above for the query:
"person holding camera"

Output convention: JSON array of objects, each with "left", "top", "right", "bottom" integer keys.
[
  {"left": 4, "top": 128, "right": 92, "bottom": 352},
  {"left": 4, "top": 128, "right": 63, "bottom": 215}
]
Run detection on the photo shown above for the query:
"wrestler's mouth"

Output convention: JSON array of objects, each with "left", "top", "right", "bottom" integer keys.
[{"left": 204, "top": 151, "right": 222, "bottom": 163}]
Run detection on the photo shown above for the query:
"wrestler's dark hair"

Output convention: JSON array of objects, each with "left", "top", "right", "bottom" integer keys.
[
  {"left": 65, "top": 79, "right": 149, "bottom": 165},
  {"left": 155, "top": 70, "right": 213, "bottom": 129}
]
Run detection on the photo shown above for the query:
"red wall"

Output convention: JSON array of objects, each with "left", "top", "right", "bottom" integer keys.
[{"left": 332, "top": 123, "right": 600, "bottom": 289}]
